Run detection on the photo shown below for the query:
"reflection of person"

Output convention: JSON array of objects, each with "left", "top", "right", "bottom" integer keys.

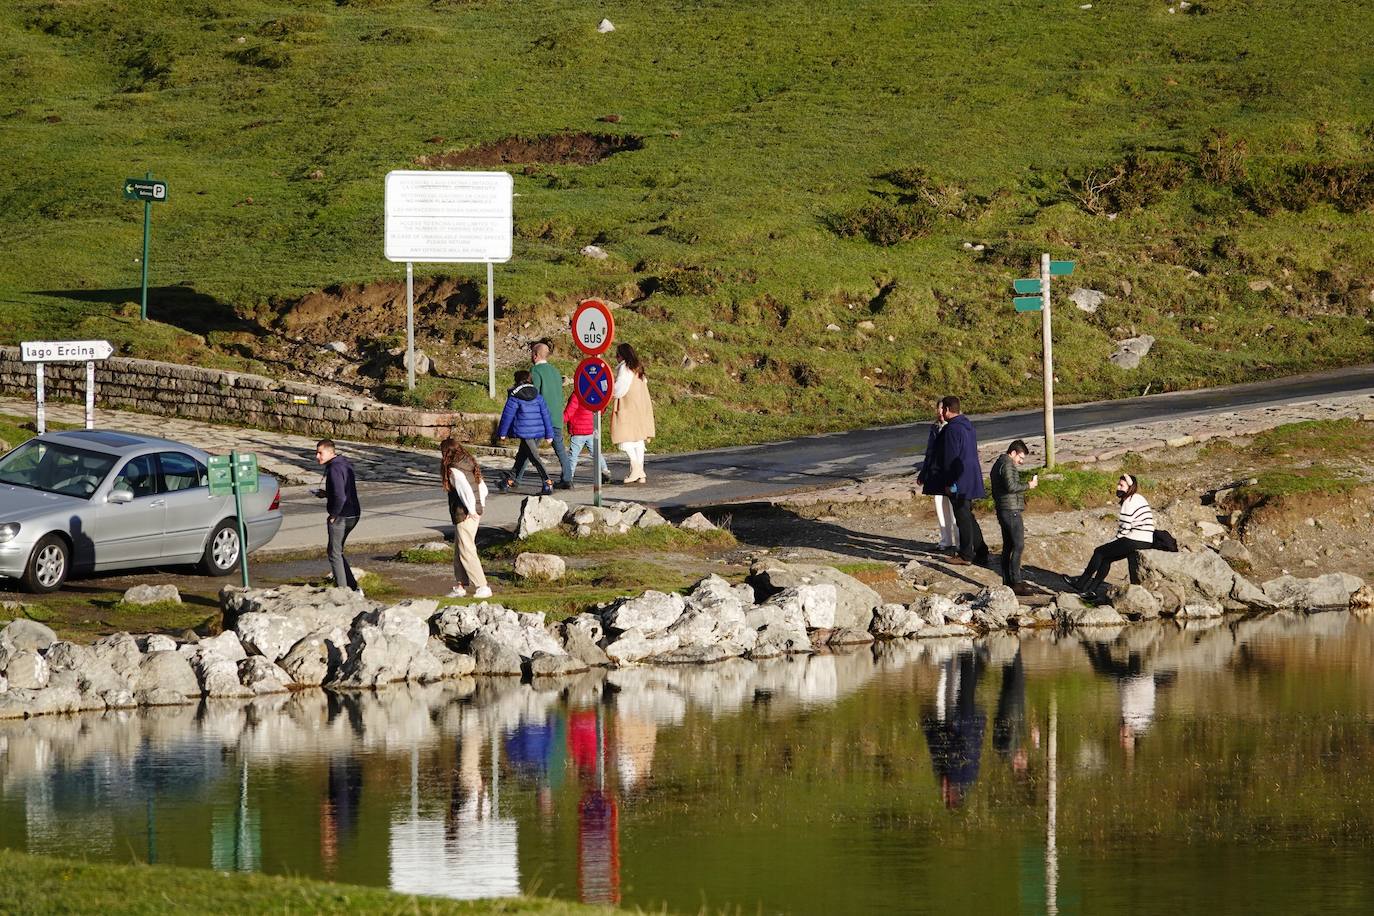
[
  {"left": 610, "top": 343, "right": 655, "bottom": 485},
  {"left": 923, "top": 396, "right": 988, "bottom": 567},
  {"left": 992, "top": 647, "right": 1028, "bottom": 774},
  {"left": 1081, "top": 639, "right": 1173, "bottom": 761},
  {"left": 319, "top": 755, "right": 363, "bottom": 875},
  {"left": 578, "top": 789, "right": 620, "bottom": 905},
  {"left": 314, "top": 439, "right": 362, "bottom": 595},
  {"left": 922, "top": 651, "right": 987, "bottom": 808},
  {"left": 990, "top": 440, "right": 1039, "bottom": 596},
  {"left": 440, "top": 437, "right": 491, "bottom": 599},
  {"left": 496, "top": 369, "right": 556, "bottom": 496},
  {"left": 916, "top": 404, "right": 957, "bottom": 555},
  {"left": 1068, "top": 474, "right": 1155, "bottom": 599},
  {"left": 568, "top": 710, "right": 600, "bottom": 778},
  {"left": 613, "top": 713, "right": 657, "bottom": 792}
]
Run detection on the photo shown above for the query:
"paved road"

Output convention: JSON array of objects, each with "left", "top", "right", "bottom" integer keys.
[{"left": 269, "top": 364, "right": 1374, "bottom": 552}]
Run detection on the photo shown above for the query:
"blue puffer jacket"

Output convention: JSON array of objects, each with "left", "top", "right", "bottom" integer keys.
[
  {"left": 926, "top": 413, "right": 986, "bottom": 499},
  {"left": 497, "top": 383, "right": 555, "bottom": 440}
]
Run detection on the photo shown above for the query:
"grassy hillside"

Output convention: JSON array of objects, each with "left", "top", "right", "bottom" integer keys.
[{"left": 1, "top": 0, "right": 1372, "bottom": 449}]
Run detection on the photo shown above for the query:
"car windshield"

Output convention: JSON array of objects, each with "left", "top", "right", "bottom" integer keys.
[{"left": 0, "top": 439, "right": 119, "bottom": 499}]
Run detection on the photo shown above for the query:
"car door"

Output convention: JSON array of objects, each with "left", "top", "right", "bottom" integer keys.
[
  {"left": 157, "top": 450, "right": 224, "bottom": 561},
  {"left": 93, "top": 454, "right": 166, "bottom": 567}
]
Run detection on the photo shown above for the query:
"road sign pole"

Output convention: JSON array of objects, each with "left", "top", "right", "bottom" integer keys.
[
  {"left": 406, "top": 261, "right": 415, "bottom": 391},
  {"left": 593, "top": 411, "right": 602, "bottom": 508},
  {"left": 1041, "top": 252, "right": 1056, "bottom": 468},
  {"left": 34, "top": 363, "right": 45, "bottom": 435},
  {"left": 487, "top": 261, "right": 496, "bottom": 400},
  {"left": 140, "top": 171, "right": 152, "bottom": 321},
  {"left": 230, "top": 450, "right": 251, "bottom": 588},
  {"left": 85, "top": 361, "right": 95, "bottom": 429}
]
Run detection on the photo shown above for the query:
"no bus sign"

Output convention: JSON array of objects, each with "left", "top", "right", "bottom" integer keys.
[
  {"left": 571, "top": 299, "right": 614, "bottom": 356},
  {"left": 573, "top": 356, "right": 614, "bottom": 412}
]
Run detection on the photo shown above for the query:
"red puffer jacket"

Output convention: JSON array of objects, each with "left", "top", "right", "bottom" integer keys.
[{"left": 563, "top": 397, "right": 598, "bottom": 436}]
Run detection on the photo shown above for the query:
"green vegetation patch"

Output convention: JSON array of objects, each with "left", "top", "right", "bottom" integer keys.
[
  {"left": 1247, "top": 418, "right": 1374, "bottom": 460},
  {"left": 1238, "top": 467, "right": 1359, "bottom": 501},
  {"left": 0, "top": 848, "right": 604, "bottom": 915},
  {"left": 1025, "top": 467, "right": 1137, "bottom": 511},
  {"left": 397, "top": 544, "right": 453, "bottom": 564},
  {"left": 483, "top": 525, "right": 735, "bottom": 561}
]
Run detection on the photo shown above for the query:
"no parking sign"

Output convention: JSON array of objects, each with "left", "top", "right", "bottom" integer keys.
[{"left": 574, "top": 356, "right": 614, "bottom": 412}]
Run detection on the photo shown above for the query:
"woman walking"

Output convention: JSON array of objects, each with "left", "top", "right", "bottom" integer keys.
[
  {"left": 1067, "top": 473, "right": 1154, "bottom": 599},
  {"left": 440, "top": 437, "right": 492, "bottom": 599},
  {"left": 610, "top": 343, "right": 655, "bottom": 484}
]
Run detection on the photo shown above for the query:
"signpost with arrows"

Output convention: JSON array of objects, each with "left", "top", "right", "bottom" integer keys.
[
  {"left": 20, "top": 339, "right": 115, "bottom": 433},
  {"left": 208, "top": 452, "right": 259, "bottom": 588},
  {"left": 1011, "top": 255, "right": 1075, "bottom": 468},
  {"left": 122, "top": 172, "right": 168, "bottom": 321}
]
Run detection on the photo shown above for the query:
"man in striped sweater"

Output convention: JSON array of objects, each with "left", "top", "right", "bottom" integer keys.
[{"left": 1067, "top": 473, "right": 1155, "bottom": 598}]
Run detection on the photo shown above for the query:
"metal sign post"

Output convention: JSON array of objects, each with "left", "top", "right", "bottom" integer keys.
[
  {"left": 406, "top": 261, "right": 415, "bottom": 391},
  {"left": 20, "top": 339, "right": 115, "bottom": 434},
  {"left": 122, "top": 172, "right": 168, "bottom": 321},
  {"left": 571, "top": 300, "right": 616, "bottom": 507},
  {"left": 210, "top": 451, "right": 259, "bottom": 588},
  {"left": 383, "top": 170, "right": 513, "bottom": 395}
]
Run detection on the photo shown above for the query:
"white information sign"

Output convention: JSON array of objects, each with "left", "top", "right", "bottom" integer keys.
[
  {"left": 384, "top": 170, "right": 513, "bottom": 263},
  {"left": 21, "top": 340, "right": 114, "bottom": 363}
]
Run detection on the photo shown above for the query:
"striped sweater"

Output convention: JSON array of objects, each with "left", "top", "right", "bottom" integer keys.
[{"left": 1116, "top": 493, "right": 1155, "bottom": 543}]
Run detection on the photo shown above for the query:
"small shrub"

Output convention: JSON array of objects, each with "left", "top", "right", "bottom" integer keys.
[
  {"left": 830, "top": 200, "right": 937, "bottom": 246},
  {"left": 1198, "top": 128, "right": 1249, "bottom": 184},
  {"left": 257, "top": 15, "right": 326, "bottom": 38},
  {"left": 234, "top": 44, "right": 293, "bottom": 70},
  {"left": 1066, "top": 153, "right": 1190, "bottom": 214}
]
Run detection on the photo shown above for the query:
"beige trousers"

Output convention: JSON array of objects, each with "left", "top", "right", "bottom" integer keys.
[{"left": 454, "top": 515, "right": 487, "bottom": 589}]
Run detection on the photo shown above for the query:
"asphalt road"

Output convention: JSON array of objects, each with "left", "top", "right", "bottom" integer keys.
[{"left": 268, "top": 364, "right": 1374, "bottom": 552}]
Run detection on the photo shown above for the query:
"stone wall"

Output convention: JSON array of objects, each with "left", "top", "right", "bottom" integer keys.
[{"left": 0, "top": 347, "right": 497, "bottom": 444}]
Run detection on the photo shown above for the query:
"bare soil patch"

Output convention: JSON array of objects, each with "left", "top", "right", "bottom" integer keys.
[{"left": 414, "top": 132, "right": 644, "bottom": 168}]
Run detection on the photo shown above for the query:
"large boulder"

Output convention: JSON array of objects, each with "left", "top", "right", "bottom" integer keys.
[
  {"left": 4, "top": 650, "right": 49, "bottom": 690},
  {"left": 192, "top": 651, "right": 254, "bottom": 698},
  {"left": 1261, "top": 573, "right": 1364, "bottom": 611},
  {"left": 603, "top": 591, "right": 686, "bottom": 635},
  {"left": 602, "top": 628, "right": 681, "bottom": 665},
  {"left": 237, "top": 656, "right": 291, "bottom": 694},
  {"left": 235, "top": 613, "right": 310, "bottom": 663},
  {"left": 0, "top": 685, "right": 83, "bottom": 719},
  {"left": 278, "top": 631, "right": 341, "bottom": 687},
  {"left": 469, "top": 633, "right": 526, "bottom": 675},
  {"left": 198, "top": 631, "right": 248, "bottom": 662},
  {"left": 1135, "top": 548, "right": 1273, "bottom": 609},
  {"left": 747, "top": 560, "right": 882, "bottom": 631},
  {"left": 335, "top": 607, "right": 441, "bottom": 687},
  {"left": 91, "top": 632, "right": 143, "bottom": 680},
  {"left": 870, "top": 603, "right": 925, "bottom": 639},
  {"left": 914, "top": 595, "right": 960, "bottom": 627},
  {"left": 1055, "top": 594, "right": 1127, "bottom": 627},
  {"left": 44, "top": 641, "right": 128, "bottom": 699},
  {"left": 517, "top": 495, "right": 569, "bottom": 538},
  {"left": 560, "top": 614, "right": 612, "bottom": 667},
  {"left": 134, "top": 651, "right": 201, "bottom": 699},
  {"left": 433, "top": 603, "right": 566, "bottom": 660},
  {"left": 122, "top": 584, "right": 181, "bottom": 606},
  {"left": 514, "top": 552, "right": 567, "bottom": 582},
  {"left": 426, "top": 637, "right": 477, "bottom": 679},
  {"left": 528, "top": 652, "right": 589, "bottom": 677},
  {"left": 221, "top": 583, "right": 374, "bottom": 631},
  {"left": 1113, "top": 585, "right": 1162, "bottom": 620},
  {"left": 1, "top": 619, "right": 57, "bottom": 653}
]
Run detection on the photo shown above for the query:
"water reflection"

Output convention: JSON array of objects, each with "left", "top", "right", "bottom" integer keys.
[{"left": 1, "top": 613, "right": 1373, "bottom": 914}]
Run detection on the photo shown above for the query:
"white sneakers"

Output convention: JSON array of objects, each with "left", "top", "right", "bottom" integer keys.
[{"left": 449, "top": 585, "right": 493, "bottom": 599}]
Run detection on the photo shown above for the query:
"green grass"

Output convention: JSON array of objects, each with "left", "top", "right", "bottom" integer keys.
[
  {"left": 0, "top": 849, "right": 605, "bottom": 915},
  {"left": 482, "top": 525, "right": 735, "bottom": 560},
  {"left": 1247, "top": 418, "right": 1374, "bottom": 460},
  {"left": 397, "top": 544, "right": 454, "bottom": 564},
  {"left": 1240, "top": 468, "right": 1360, "bottom": 501},
  {"left": 3, "top": 1, "right": 1374, "bottom": 451},
  {"left": 1026, "top": 466, "right": 1139, "bottom": 510}
]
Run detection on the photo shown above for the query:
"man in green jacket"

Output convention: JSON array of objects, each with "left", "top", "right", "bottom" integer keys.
[
  {"left": 990, "top": 440, "right": 1038, "bottom": 596},
  {"left": 524, "top": 339, "right": 574, "bottom": 489}
]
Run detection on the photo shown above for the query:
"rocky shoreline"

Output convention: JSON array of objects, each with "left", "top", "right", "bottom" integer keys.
[{"left": 0, "top": 548, "right": 1369, "bottom": 721}]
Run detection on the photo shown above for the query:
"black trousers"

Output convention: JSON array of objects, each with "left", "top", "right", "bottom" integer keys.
[
  {"left": 509, "top": 438, "right": 550, "bottom": 485},
  {"left": 996, "top": 508, "right": 1024, "bottom": 585},
  {"left": 951, "top": 495, "right": 987, "bottom": 561},
  {"left": 1080, "top": 537, "right": 1145, "bottom": 587}
]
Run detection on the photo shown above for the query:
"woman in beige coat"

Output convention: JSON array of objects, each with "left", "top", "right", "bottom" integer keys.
[{"left": 610, "top": 342, "right": 655, "bottom": 484}]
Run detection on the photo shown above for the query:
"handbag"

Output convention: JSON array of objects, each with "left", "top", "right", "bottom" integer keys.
[{"left": 1152, "top": 529, "right": 1179, "bottom": 552}]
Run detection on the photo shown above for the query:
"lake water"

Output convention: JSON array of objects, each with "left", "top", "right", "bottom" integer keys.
[{"left": 3, "top": 613, "right": 1373, "bottom": 914}]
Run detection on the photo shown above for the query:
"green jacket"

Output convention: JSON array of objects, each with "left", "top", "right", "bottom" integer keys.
[
  {"left": 530, "top": 361, "right": 565, "bottom": 432},
  {"left": 990, "top": 453, "right": 1028, "bottom": 513}
]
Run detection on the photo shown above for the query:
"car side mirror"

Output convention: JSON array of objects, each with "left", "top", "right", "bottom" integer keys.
[{"left": 108, "top": 488, "right": 133, "bottom": 505}]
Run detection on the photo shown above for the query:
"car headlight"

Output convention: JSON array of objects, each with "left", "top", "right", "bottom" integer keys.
[{"left": 0, "top": 523, "right": 19, "bottom": 543}]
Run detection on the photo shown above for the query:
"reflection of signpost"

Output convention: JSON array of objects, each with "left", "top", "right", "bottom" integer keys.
[
  {"left": 384, "top": 170, "right": 514, "bottom": 396},
  {"left": 208, "top": 451, "right": 259, "bottom": 587},
  {"left": 571, "top": 299, "right": 616, "bottom": 508},
  {"left": 122, "top": 172, "right": 168, "bottom": 321},
  {"left": 20, "top": 339, "right": 114, "bottom": 433}
]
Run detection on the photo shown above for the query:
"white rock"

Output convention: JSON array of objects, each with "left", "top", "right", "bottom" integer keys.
[
  {"left": 518, "top": 495, "right": 569, "bottom": 538},
  {"left": 515, "top": 552, "right": 567, "bottom": 581},
  {"left": 604, "top": 591, "right": 686, "bottom": 635},
  {"left": 1069, "top": 288, "right": 1106, "bottom": 313},
  {"left": 122, "top": 584, "right": 181, "bottom": 606},
  {"left": 678, "top": 512, "right": 718, "bottom": 532},
  {"left": 580, "top": 244, "right": 609, "bottom": 260},
  {"left": 236, "top": 613, "right": 309, "bottom": 663},
  {"left": 597, "top": 18, "right": 615, "bottom": 32},
  {"left": 144, "top": 634, "right": 178, "bottom": 653},
  {"left": 5, "top": 650, "right": 49, "bottom": 690}
]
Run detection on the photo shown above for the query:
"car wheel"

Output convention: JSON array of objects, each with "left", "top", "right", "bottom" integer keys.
[
  {"left": 23, "top": 534, "right": 69, "bottom": 593},
  {"left": 201, "top": 518, "right": 242, "bottom": 576}
]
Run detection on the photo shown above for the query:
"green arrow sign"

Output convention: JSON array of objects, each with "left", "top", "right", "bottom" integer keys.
[
  {"left": 122, "top": 178, "right": 168, "bottom": 202},
  {"left": 1014, "top": 278, "right": 1042, "bottom": 294},
  {"left": 1014, "top": 296, "right": 1043, "bottom": 312},
  {"left": 208, "top": 455, "right": 233, "bottom": 496},
  {"left": 1049, "top": 260, "right": 1076, "bottom": 276}
]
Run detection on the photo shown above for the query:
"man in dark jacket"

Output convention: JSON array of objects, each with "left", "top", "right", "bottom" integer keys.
[
  {"left": 496, "top": 369, "right": 556, "bottom": 495},
  {"left": 990, "top": 440, "right": 1039, "bottom": 595},
  {"left": 314, "top": 439, "right": 362, "bottom": 594},
  {"left": 925, "top": 396, "right": 988, "bottom": 566}
]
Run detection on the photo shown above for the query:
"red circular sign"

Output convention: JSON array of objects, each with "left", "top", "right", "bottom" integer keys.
[
  {"left": 573, "top": 356, "right": 614, "bottom": 413},
  {"left": 571, "top": 299, "right": 615, "bottom": 356}
]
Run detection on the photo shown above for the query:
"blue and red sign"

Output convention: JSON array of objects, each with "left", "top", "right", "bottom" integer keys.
[{"left": 574, "top": 356, "right": 614, "bottom": 412}]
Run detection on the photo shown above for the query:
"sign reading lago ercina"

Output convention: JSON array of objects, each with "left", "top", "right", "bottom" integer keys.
[
  {"left": 22, "top": 340, "right": 115, "bottom": 362},
  {"left": 384, "top": 170, "right": 513, "bottom": 263}
]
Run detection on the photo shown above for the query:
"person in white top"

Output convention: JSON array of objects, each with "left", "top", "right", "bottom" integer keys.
[
  {"left": 440, "top": 437, "right": 491, "bottom": 599},
  {"left": 1067, "top": 473, "right": 1154, "bottom": 598}
]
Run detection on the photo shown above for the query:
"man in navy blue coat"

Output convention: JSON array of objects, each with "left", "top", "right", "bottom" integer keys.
[{"left": 924, "top": 396, "right": 989, "bottom": 566}]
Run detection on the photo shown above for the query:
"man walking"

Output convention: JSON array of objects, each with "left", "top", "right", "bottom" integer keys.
[
  {"left": 314, "top": 439, "right": 362, "bottom": 595},
  {"left": 927, "top": 396, "right": 989, "bottom": 567},
  {"left": 990, "top": 440, "right": 1038, "bottom": 596},
  {"left": 518, "top": 340, "right": 574, "bottom": 489}
]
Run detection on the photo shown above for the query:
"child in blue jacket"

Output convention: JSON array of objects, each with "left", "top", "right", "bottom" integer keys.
[{"left": 496, "top": 369, "right": 556, "bottom": 495}]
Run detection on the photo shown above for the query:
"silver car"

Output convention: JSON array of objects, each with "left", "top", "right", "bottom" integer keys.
[{"left": 0, "top": 430, "right": 283, "bottom": 592}]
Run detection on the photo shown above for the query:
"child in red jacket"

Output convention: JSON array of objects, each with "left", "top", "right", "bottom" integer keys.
[{"left": 563, "top": 397, "right": 612, "bottom": 486}]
